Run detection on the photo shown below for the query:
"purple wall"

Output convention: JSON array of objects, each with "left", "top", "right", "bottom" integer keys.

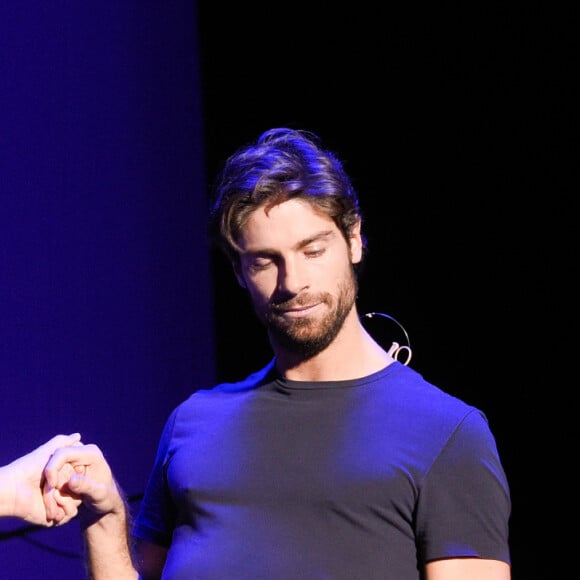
[{"left": 0, "top": 4, "right": 214, "bottom": 577}]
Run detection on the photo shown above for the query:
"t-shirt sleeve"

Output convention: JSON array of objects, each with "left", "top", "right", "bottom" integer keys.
[
  {"left": 416, "top": 408, "right": 511, "bottom": 565},
  {"left": 132, "top": 408, "right": 179, "bottom": 548}
]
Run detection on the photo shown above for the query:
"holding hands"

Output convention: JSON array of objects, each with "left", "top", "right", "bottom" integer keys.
[
  {"left": 0, "top": 433, "right": 83, "bottom": 526},
  {"left": 1, "top": 434, "right": 138, "bottom": 578},
  {"left": 43, "top": 439, "right": 138, "bottom": 578},
  {"left": 43, "top": 440, "right": 127, "bottom": 527},
  {"left": 0, "top": 433, "right": 124, "bottom": 527}
]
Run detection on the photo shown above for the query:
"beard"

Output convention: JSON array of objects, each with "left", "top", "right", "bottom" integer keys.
[{"left": 260, "top": 267, "right": 358, "bottom": 360}]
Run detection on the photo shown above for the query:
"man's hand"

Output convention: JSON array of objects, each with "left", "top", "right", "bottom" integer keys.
[
  {"left": 43, "top": 442, "right": 138, "bottom": 579},
  {"left": 43, "top": 442, "right": 127, "bottom": 524}
]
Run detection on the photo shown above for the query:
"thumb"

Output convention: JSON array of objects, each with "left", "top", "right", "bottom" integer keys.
[
  {"left": 66, "top": 472, "right": 112, "bottom": 514},
  {"left": 67, "top": 472, "right": 93, "bottom": 495}
]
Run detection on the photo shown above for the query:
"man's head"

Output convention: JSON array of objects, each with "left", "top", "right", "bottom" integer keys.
[
  {"left": 208, "top": 128, "right": 367, "bottom": 358},
  {"left": 209, "top": 127, "right": 366, "bottom": 269}
]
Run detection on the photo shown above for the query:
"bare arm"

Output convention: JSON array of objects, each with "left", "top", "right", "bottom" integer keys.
[
  {"left": 425, "top": 557, "right": 511, "bottom": 580},
  {"left": 44, "top": 443, "right": 138, "bottom": 580},
  {"left": 79, "top": 476, "right": 136, "bottom": 580}
]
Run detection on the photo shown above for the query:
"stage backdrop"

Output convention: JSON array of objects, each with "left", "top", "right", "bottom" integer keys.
[{"left": 0, "top": 4, "right": 214, "bottom": 577}]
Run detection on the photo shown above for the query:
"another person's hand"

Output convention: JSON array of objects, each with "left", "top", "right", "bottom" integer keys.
[{"left": 0, "top": 433, "right": 82, "bottom": 526}]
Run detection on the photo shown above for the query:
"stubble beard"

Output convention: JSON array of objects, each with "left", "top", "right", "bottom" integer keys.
[{"left": 261, "top": 267, "right": 358, "bottom": 360}]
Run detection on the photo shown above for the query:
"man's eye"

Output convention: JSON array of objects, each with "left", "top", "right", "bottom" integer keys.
[
  {"left": 250, "top": 258, "right": 272, "bottom": 271},
  {"left": 305, "top": 247, "right": 325, "bottom": 258}
]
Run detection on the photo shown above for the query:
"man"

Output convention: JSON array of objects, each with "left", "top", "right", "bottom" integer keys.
[{"left": 49, "top": 128, "right": 512, "bottom": 579}]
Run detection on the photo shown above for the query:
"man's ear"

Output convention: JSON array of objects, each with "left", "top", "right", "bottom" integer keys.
[{"left": 349, "top": 219, "right": 363, "bottom": 264}]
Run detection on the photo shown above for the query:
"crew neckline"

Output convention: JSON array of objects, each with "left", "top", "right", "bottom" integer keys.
[{"left": 273, "top": 361, "right": 403, "bottom": 390}]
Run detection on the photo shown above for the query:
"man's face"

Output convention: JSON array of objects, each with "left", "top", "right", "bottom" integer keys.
[{"left": 235, "top": 199, "right": 363, "bottom": 357}]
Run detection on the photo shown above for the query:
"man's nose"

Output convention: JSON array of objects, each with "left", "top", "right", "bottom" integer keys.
[{"left": 277, "top": 258, "right": 308, "bottom": 296}]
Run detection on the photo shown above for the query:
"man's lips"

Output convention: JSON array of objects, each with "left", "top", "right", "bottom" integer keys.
[{"left": 274, "top": 303, "right": 321, "bottom": 317}]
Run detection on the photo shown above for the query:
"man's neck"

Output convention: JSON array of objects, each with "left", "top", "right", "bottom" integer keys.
[{"left": 273, "top": 312, "right": 394, "bottom": 382}]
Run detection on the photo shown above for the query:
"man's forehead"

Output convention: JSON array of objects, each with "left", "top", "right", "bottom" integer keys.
[{"left": 238, "top": 200, "right": 338, "bottom": 252}]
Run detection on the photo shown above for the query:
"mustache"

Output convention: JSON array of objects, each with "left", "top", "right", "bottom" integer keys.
[{"left": 270, "top": 294, "right": 328, "bottom": 312}]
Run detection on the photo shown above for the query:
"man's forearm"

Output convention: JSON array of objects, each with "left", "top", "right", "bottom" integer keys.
[{"left": 81, "top": 484, "right": 138, "bottom": 580}]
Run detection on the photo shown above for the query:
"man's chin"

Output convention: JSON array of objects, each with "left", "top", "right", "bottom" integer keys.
[
  {"left": 269, "top": 325, "right": 332, "bottom": 357},
  {"left": 270, "top": 318, "right": 317, "bottom": 338}
]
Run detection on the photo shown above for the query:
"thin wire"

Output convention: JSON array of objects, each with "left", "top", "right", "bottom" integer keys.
[
  {"left": 363, "top": 312, "right": 411, "bottom": 348},
  {"left": 0, "top": 492, "right": 143, "bottom": 557},
  {"left": 362, "top": 311, "right": 412, "bottom": 365}
]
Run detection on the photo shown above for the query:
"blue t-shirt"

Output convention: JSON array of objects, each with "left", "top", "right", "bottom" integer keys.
[{"left": 133, "top": 361, "right": 511, "bottom": 579}]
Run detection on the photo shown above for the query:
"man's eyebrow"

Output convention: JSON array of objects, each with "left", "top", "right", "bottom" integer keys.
[
  {"left": 294, "top": 230, "right": 336, "bottom": 250},
  {"left": 242, "top": 230, "right": 336, "bottom": 256}
]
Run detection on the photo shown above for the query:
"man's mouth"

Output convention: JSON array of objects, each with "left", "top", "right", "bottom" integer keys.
[{"left": 274, "top": 303, "right": 321, "bottom": 318}]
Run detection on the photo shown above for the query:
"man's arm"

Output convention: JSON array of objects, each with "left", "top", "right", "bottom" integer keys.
[
  {"left": 80, "top": 478, "right": 137, "bottom": 580},
  {"left": 44, "top": 442, "right": 138, "bottom": 580},
  {"left": 426, "top": 557, "right": 511, "bottom": 579}
]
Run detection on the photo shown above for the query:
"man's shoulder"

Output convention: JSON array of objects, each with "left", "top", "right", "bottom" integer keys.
[
  {"left": 386, "top": 362, "right": 479, "bottom": 421},
  {"left": 197, "top": 359, "right": 277, "bottom": 396}
]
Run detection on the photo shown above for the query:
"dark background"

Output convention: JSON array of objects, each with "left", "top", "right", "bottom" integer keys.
[
  {"left": 200, "top": 6, "right": 572, "bottom": 578},
  {"left": 1, "top": 3, "right": 572, "bottom": 578}
]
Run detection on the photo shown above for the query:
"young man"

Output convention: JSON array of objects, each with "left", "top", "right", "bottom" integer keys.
[{"left": 49, "top": 128, "right": 512, "bottom": 579}]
